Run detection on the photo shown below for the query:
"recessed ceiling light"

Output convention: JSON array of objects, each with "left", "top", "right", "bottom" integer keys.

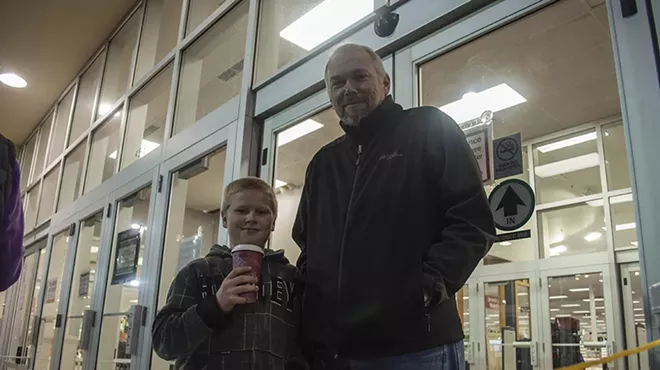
[
  {"left": 439, "top": 83, "right": 526, "bottom": 124},
  {"left": 549, "top": 295, "right": 568, "bottom": 300},
  {"left": 499, "top": 241, "right": 512, "bottom": 246},
  {"left": 90, "top": 246, "right": 98, "bottom": 253},
  {"left": 573, "top": 310, "right": 590, "bottom": 314},
  {"left": 584, "top": 232, "right": 603, "bottom": 242},
  {"left": 582, "top": 298, "right": 604, "bottom": 302},
  {"left": 278, "top": 119, "right": 323, "bottom": 146},
  {"left": 569, "top": 288, "right": 591, "bottom": 292},
  {"left": 549, "top": 245, "right": 567, "bottom": 256},
  {"left": 535, "top": 153, "right": 600, "bottom": 178},
  {"left": 635, "top": 271, "right": 640, "bottom": 276},
  {"left": 0, "top": 73, "right": 28, "bottom": 88},
  {"left": 537, "top": 132, "right": 597, "bottom": 153},
  {"left": 615, "top": 222, "right": 636, "bottom": 231},
  {"left": 561, "top": 304, "right": 581, "bottom": 308},
  {"left": 98, "top": 103, "right": 112, "bottom": 115}
]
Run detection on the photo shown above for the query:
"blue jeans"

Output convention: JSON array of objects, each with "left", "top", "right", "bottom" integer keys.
[{"left": 348, "top": 341, "right": 465, "bottom": 370}]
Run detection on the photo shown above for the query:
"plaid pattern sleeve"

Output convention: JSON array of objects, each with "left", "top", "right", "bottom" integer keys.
[{"left": 152, "top": 261, "right": 216, "bottom": 361}]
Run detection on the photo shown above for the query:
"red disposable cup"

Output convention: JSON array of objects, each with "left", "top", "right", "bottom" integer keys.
[{"left": 231, "top": 245, "right": 264, "bottom": 302}]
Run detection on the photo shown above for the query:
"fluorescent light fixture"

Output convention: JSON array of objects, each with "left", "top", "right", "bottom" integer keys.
[
  {"left": 463, "top": 296, "right": 469, "bottom": 300},
  {"left": 615, "top": 222, "right": 636, "bottom": 231},
  {"left": 550, "top": 308, "right": 560, "bottom": 312},
  {"left": 535, "top": 153, "right": 600, "bottom": 178},
  {"left": 131, "top": 223, "right": 141, "bottom": 230},
  {"left": 278, "top": 119, "right": 323, "bottom": 147},
  {"left": 556, "top": 314, "right": 572, "bottom": 318},
  {"left": 90, "top": 246, "right": 98, "bottom": 253},
  {"left": 140, "top": 139, "right": 160, "bottom": 158},
  {"left": 98, "top": 103, "right": 112, "bottom": 115},
  {"left": 463, "top": 312, "right": 469, "bottom": 315},
  {"left": 550, "top": 295, "right": 568, "bottom": 300},
  {"left": 582, "top": 298, "right": 604, "bottom": 302},
  {"left": 588, "top": 193, "right": 633, "bottom": 207},
  {"left": 499, "top": 241, "right": 512, "bottom": 246},
  {"left": 634, "top": 314, "right": 645, "bottom": 317},
  {"left": 634, "top": 308, "right": 643, "bottom": 311},
  {"left": 129, "top": 279, "right": 140, "bottom": 287},
  {"left": 634, "top": 300, "right": 640, "bottom": 304},
  {"left": 596, "top": 306, "right": 605, "bottom": 310},
  {"left": 561, "top": 304, "right": 581, "bottom": 308},
  {"left": 108, "top": 151, "right": 118, "bottom": 159},
  {"left": 632, "top": 241, "right": 638, "bottom": 246},
  {"left": 517, "top": 292, "right": 528, "bottom": 296},
  {"left": 438, "top": 83, "right": 526, "bottom": 124},
  {"left": 486, "top": 314, "right": 500, "bottom": 318},
  {"left": 130, "top": 299, "right": 138, "bottom": 303},
  {"left": 280, "top": 0, "right": 373, "bottom": 51},
  {"left": 0, "top": 73, "right": 27, "bottom": 88},
  {"left": 275, "top": 179, "right": 287, "bottom": 188},
  {"left": 551, "top": 233, "right": 565, "bottom": 244},
  {"left": 138, "top": 257, "right": 143, "bottom": 266},
  {"left": 537, "top": 132, "right": 597, "bottom": 153},
  {"left": 584, "top": 232, "right": 603, "bottom": 242},
  {"left": 573, "top": 310, "right": 590, "bottom": 314},
  {"left": 570, "top": 288, "right": 591, "bottom": 292},
  {"left": 549, "top": 245, "right": 567, "bottom": 256}
]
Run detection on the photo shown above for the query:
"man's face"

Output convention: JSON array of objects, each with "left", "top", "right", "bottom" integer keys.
[
  {"left": 222, "top": 190, "right": 275, "bottom": 248},
  {"left": 326, "top": 48, "right": 391, "bottom": 126}
]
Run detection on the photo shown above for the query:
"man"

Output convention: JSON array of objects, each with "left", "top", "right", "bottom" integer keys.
[
  {"left": 292, "top": 43, "right": 495, "bottom": 370},
  {"left": 0, "top": 133, "right": 24, "bottom": 291}
]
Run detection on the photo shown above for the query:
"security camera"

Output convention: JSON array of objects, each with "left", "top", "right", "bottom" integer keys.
[{"left": 374, "top": 9, "right": 399, "bottom": 38}]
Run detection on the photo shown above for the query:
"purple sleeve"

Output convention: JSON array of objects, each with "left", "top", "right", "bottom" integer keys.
[{"left": 0, "top": 159, "right": 25, "bottom": 291}]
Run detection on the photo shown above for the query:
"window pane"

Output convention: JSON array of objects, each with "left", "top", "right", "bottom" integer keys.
[
  {"left": 121, "top": 64, "right": 173, "bottom": 170},
  {"left": 97, "top": 10, "right": 141, "bottom": 118},
  {"left": 20, "top": 134, "right": 38, "bottom": 192},
  {"left": 35, "top": 231, "right": 71, "bottom": 370},
  {"left": 186, "top": 0, "right": 229, "bottom": 35},
  {"left": 97, "top": 188, "right": 151, "bottom": 370},
  {"left": 33, "top": 115, "right": 54, "bottom": 181},
  {"left": 69, "top": 53, "right": 105, "bottom": 144},
  {"left": 533, "top": 130, "right": 602, "bottom": 205},
  {"left": 24, "top": 248, "right": 48, "bottom": 365},
  {"left": 85, "top": 109, "right": 123, "bottom": 193},
  {"left": 49, "top": 88, "right": 76, "bottom": 164},
  {"left": 58, "top": 142, "right": 88, "bottom": 211},
  {"left": 539, "top": 202, "right": 606, "bottom": 258},
  {"left": 610, "top": 193, "right": 637, "bottom": 250},
  {"left": 25, "top": 184, "right": 41, "bottom": 231},
  {"left": 603, "top": 123, "right": 631, "bottom": 191},
  {"left": 60, "top": 212, "right": 103, "bottom": 369},
  {"left": 37, "top": 165, "right": 60, "bottom": 225},
  {"left": 134, "top": 0, "right": 183, "bottom": 82},
  {"left": 173, "top": 0, "right": 249, "bottom": 136},
  {"left": 255, "top": 0, "right": 373, "bottom": 85}
]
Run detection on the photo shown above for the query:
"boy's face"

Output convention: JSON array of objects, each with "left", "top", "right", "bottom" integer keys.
[{"left": 222, "top": 189, "right": 275, "bottom": 248}]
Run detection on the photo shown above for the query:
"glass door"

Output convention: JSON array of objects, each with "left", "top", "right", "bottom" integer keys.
[
  {"left": 620, "top": 263, "right": 648, "bottom": 370},
  {"left": 476, "top": 272, "right": 540, "bottom": 370}
]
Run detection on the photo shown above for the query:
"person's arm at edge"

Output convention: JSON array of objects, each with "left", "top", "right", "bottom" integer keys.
[
  {"left": 422, "top": 109, "right": 496, "bottom": 304},
  {"left": 0, "top": 159, "right": 24, "bottom": 292},
  {"left": 152, "top": 261, "right": 231, "bottom": 360},
  {"left": 286, "top": 266, "right": 310, "bottom": 370}
]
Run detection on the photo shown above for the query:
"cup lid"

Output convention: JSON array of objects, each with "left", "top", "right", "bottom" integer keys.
[{"left": 231, "top": 244, "right": 264, "bottom": 254}]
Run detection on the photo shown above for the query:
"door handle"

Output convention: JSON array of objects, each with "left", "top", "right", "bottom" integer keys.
[
  {"left": 79, "top": 310, "right": 96, "bottom": 350},
  {"left": 29, "top": 315, "right": 41, "bottom": 347},
  {"left": 620, "top": 0, "right": 638, "bottom": 18},
  {"left": 530, "top": 341, "right": 538, "bottom": 367},
  {"left": 125, "top": 305, "right": 147, "bottom": 355}
]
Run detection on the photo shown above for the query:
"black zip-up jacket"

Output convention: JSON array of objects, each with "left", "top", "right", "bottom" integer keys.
[
  {"left": 152, "top": 245, "right": 307, "bottom": 370},
  {"left": 293, "top": 96, "right": 495, "bottom": 361}
]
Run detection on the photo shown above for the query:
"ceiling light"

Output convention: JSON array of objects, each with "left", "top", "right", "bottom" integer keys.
[
  {"left": 131, "top": 223, "right": 141, "bottom": 230},
  {"left": 599, "top": 279, "right": 603, "bottom": 282},
  {"left": 588, "top": 193, "right": 633, "bottom": 207},
  {"left": 570, "top": 288, "right": 591, "bottom": 292},
  {"left": 535, "top": 153, "right": 600, "bottom": 178},
  {"left": 108, "top": 151, "right": 118, "bottom": 159},
  {"left": 615, "top": 222, "right": 636, "bottom": 231},
  {"left": 0, "top": 73, "right": 27, "bottom": 88},
  {"left": 280, "top": 0, "right": 373, "bottom": 50},
  {"left": 573, "top": 310, "right": 590, "bottom": 314},
  {"left": 561, "top": 304, "right": 581, "bottom": 307},
  {"left": 499, "top": 241, "right": 512, "bottom": 246},
  {"left": 584, "top": 232, "right": 603, "bottom": 242},
  {"left": 90, "top": 246, "right": 98, "bottom": 253},
  {"left": 98, "top": 103, "right": 112, "bottom": 115},
  {"left": 596, "top": 306, "right": 605, "bottom": 310},
  {"left": 130, "top": 299, "right": 138, "bottom": 303},
  {"left": 275, "top": 179, "right": 287, "bottom": 188},
  {"left": 634, "top": 308, "right": 643, "bottom": 311},
  {"left": 438, "top": 83, "right": 526, "bottom": 124},
  {"left": 582, "top": 298, "right": 604, "bottom": 302},
  {"left": 140, "top": 139, "right": 160, "bottom": 158},
  {"left": 634, "top": 300, "right": 640, "bottom": 304},
  {"left": 551, "top": 233, "right": 565, "bottom": 244},
  {"left": 517, "top": 292, "right": 528, "bottom": 296},
  {"left": 138, "top": 257, "right": 143, "bottom": 266},
  {"left": 556, "top": 314, "right": 572, "bottom": 318},
  {"left": 584, "top": 274, "right": 589, "bottom": 278},
  {"left": 537, "top": 132, "right": 597, "bottom": 153},
  {"left": 550, "top": 295, "right": 568, "bottom": 300},
  {"left": 634, "top": 314, "right": 645, "bottom": 317},
  {"left": 550, "top": 308, "right": 560, "bottom": 312},
  {"left": 463, "top": 296, "right": 469, "bottom": 300},
  {"left": 632, "top": 241, "right": 638, "bottom": 246},
  {"left": 129, "top": 279, "right": 140, "bottom": 287},
  {"left": 278, "top": 119, "right": 323, "bottom": 146},
  {"left": 549, "top": 245, "right": 567, "bottom": 256}
]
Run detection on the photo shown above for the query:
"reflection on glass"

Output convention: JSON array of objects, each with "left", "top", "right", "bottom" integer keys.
[
  {"left": 255, "top": 0, "right": 373, "bottom": 85},
  {"left": 60, "top": 212, "right": 103, "bottom": 369},
  {"left": 186, "top": 0, "right": 229, "bottom": 35},
  {"left": 609, "top": 193, "right": 637, "bottom": 250},
  {"left": 23, "top": 248, "right": 48, "bottom": 365},
  {"left": 539, "top": 202, "right": 606, "bottom": 258},
  {"left": 97, "top": 9, "right": 141, "bottom": 119},
  {"left": 603, "top": 123, "right": 631, "bottom": 191},
  {"left": 97, "top": 187, "right": 152, "bottom": 370},
  {"left": 36, "top": 165, "right": 60, "bottom": 226},
  {"left": 134, "top": 0, "right": 182, "bottom": 82},
  {"left": 271, "top": 109, "right": 343, "bottom": 261},
  {"left": 486, "top": 218, "right": 535, "bottom": 265},
  {"left": 456, "top": 285, "right": 469, "bottom": 339},
  {"left": 173, "top": 0, "right": 249, "bottom": 135},
  {"left": 533, "top": 130, "right": 602, "bottom": 204},
  {"left": 70, "top": 53, "right": 105, "bottom": 144},
  {"left": 58, "top": 142, "right": 87, "bottom": 211},
  {"left": 85, "top": 109, "right": 123, "bottom": 193},
  {"left": 121, "top": 64, "right": 173, "bottom": 170},
  {"left": 25, "top": 184, "right": 41, "bottom": 231},
  {"left": 484, "top": 279, "right": 532, "bottom": 370},
  {"left": 33, "top": 115, "right": 54, "bottom": 182},
  {"left": 49, "top": 88, "right": 76, "bottom": 164},
  {"left": 20, "top": 133, "right": 38, "bottom": 192},
  {"left": 34, "top": 232, "right": 71, "bottom": 370},
  {"left": 548, "top": 273, "right": 607, "bottom": 368}
]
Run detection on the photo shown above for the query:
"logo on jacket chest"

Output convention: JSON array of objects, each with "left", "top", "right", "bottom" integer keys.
[
  {"left": 261, "top": 276, "right": 295, "bottom": 312},
  {"left": 379, "top": 150, "right": 403, "bottom": 161}
]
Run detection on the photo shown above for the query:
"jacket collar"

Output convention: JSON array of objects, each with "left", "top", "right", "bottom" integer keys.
[{"left": 339, "top": 95, "right": 402, "bottom": 145}]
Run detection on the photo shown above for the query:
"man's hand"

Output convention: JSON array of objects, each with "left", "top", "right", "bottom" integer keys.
[{"left": 215, "top": 266, "right": 259, "bottom": 313}]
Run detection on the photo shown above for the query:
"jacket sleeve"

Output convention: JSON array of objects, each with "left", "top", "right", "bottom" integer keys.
[
  {"left": 0, "top": 159, "right": 24, "bottom": 292},
  {"left": 422, "top": 109, "right": 495, "bottom": 304},
  {"left": 152, "top": 262, "right": 232, "bottom": 360},
  {"left": 292, "top": 159, "right": 315, "bottom": 275}
]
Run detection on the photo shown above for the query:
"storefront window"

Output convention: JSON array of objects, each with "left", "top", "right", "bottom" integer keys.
[
  {"left": 48, "top": 88, "right": 76, "bottom": 165},
  {"left": 609, "top": 193, "right": 637, "bottom": 250},
  {"left": 254, "top": 0, "right": 373, "bottom": 85},
  {"left": 58, "top": 142, "right": 87, "bottom": 211},
  {"left": 70, "top": 53, "right": 105, "bottom": 144},
  {"left": 603, "top": 123, "right": 631, "bottom": 191},
  {"left": 539, "top": 202, "right": 606, "bottom": 258},
  {"left": 456, "top": 285, "right": 469, "bottom": 341},
  {"left": 185, "top": 0, "right": 229, "bottom": 35},
  {"left": 36, "top": 165, "right": 60, "bottom": 226},
  {"left": 20, "top": 133, "right": 38, "bottom": 192},
  {"left": 85, "top": 108, "right": 123, "bottom": 193},
  {"left": 97, "top": 187, "right": 151, "bottom": 370},
  {"left": 134, "top": 0, "right": 183, "bottom": 82},
  {"left": 34, "top": 231, "right": 71, "bottom": 370},
  {"left": 33, "top": 114, "right": 54, "bottom": 182},
  {"left": 173, "top": 0, "right": 249, "bottom": 136},
  {"left": 97, "top": 9, "right": 141, "bottom": 119},
  {"left": 121, "top": 64, "right": 173, "bottom": 170},
  {"left": 271, "top": 108, "right": 344, "bottom": 261},
  {"left": 21, "top": 247, "right": 48, "bottom": 365},
  {"left": 25, "top": 184, "right": 41, "bottom": 231}
]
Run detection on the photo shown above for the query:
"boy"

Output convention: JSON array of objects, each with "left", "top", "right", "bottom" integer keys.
[{"left": 153, "top": 177, "right": 306, "bottom": 370}]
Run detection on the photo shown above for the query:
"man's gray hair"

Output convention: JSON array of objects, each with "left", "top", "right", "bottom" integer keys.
[{"left": 325, "top": 43, "right": 388, "bottom": 79}]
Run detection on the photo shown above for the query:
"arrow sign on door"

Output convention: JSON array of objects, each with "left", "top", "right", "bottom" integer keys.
[
  {"left": 496, "top": 185, "right": 526, "bottom": 217},
  {"left": 488, "top": 179, "right": 535, "bottom": 231}
]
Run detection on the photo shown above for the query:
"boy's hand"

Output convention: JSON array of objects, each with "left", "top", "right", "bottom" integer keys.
[{"left": 216, "top": 266, "right": 259, "bottom": 313}]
